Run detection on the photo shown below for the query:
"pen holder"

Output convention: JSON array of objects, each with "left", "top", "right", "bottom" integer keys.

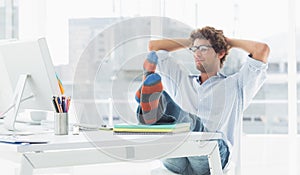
[{"left": 54, "top": 113, "right": 68, "bottom": 135}]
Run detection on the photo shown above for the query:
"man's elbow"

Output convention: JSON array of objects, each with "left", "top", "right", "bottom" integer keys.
[
  {"left": 254, "top": 43, "right": 270, "bottom": 63},
  {"left": 148, "top": 40, "right": 158, "bottom": 51},
  {"left": 260, "top": 43, "right": 270, "bottom": 63}
]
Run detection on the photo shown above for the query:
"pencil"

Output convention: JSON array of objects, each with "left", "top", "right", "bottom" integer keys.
[{"left": 66, "top": 96, "right": 71, "bottom": 112}]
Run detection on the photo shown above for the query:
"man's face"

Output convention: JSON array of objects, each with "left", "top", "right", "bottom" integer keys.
[{"left": 192, "top": 38, "right": 220, "bottom": 73}]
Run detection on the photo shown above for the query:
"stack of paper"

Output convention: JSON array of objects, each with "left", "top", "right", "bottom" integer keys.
[{"left": 113, "top": 123, "right": 190, "bottom": 135}]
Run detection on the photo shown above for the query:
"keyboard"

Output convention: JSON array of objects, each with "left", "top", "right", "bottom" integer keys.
[
  {"left": 0, "top": 135, "right": 49, "bottom": 144},
  {"left": 0, "top": 122, "right": 52, "bottom": 136}
]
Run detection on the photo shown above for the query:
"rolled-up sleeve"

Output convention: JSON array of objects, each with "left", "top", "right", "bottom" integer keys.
[
  {"left": 156, "top": 50, "right": 170, "bottom": 61},
  {"left": 237, "top": 56, "right": 268, "bottom": 110}
]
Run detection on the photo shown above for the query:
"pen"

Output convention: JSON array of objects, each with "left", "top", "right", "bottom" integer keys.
[
  {"left": 52, "top": 96, "right": 59, "bottom": 113},
  {"left": 56, "top": 96, "right": 63, "bottom": 113},
  {"left": 61, "top": 96, "right": 66, "bottom": 113}
]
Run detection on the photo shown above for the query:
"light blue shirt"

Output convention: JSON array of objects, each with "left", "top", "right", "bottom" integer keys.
[{"left": 156, "top": 50, "right": 267, "bottom": 155}]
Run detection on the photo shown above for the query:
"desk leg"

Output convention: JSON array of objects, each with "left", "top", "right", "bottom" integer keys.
[
  {"left": 207, "top": 142, "right": 223, "bottom": 175},
  {"left": 20, "top": 155, "right": 34, "bottom": 175}
]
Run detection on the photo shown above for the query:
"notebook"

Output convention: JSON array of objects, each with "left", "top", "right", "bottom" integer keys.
[{"left": 113, "top": 123, "right": 190, "bottom": 135}]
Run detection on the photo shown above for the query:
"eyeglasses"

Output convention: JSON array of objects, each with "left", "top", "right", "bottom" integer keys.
[{"left": 189, "top": 45, "right": 213, "bottom": 54}]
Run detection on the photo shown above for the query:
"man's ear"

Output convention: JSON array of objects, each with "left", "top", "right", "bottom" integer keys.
[{"left": 217, "top": 50, "right": 226, "bottom": 60}]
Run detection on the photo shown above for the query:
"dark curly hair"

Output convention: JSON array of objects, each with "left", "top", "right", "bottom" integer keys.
[{"left": 190, "top": 26, "right": 229, "bottom": 68}]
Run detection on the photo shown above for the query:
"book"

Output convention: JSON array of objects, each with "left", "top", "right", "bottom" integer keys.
[{"left": 113, "top": 123, "right": 190, "bottom": 135}]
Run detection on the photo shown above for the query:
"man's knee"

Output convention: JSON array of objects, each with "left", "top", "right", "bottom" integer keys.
[{"left": 162, "top": 157, "right": 189, "bottom": 174}]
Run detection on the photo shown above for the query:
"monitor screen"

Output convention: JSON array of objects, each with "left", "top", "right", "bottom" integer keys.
[{"left": 0, "top": 38, "right": 60, "bottom": 130}]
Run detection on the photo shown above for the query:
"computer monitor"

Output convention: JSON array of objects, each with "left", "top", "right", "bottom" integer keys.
[{"left": 0, "top": 38, "right": 60, "bottom": 131}]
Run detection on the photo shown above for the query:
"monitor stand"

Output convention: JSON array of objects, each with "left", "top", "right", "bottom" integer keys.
[{"left": 4, "top": 74, "right": 30, "bottom": 131}]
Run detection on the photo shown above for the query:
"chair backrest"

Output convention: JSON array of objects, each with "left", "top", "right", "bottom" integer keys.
[{"left": 223, "top": 116, "right": 242, "bottom": 175}]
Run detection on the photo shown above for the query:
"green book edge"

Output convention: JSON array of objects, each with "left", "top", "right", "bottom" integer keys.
[{"left": 113, "top": 123, "right": 190, "bottom": 129}]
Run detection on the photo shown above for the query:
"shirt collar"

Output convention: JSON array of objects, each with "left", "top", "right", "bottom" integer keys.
[
  {"left": 189, "top": 72, "right": 227, "bottom": 85},
  {"left": 188, "top": 71, "right": 227, "bottom": 79},
  {"left": 217, "top": 72, "right": 227, "bottom": 78}
]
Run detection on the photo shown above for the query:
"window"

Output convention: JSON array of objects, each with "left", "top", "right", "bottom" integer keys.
[
  {"left": 0, "top": 0, "right": 18, "bottom": 39},
  {"left": 55, "top": 0, "right": 294, "bottom": 130},
  {"left": 232, "top": 0, "right": 289, "bottom": 134},
  {"left": 296, "top": 0, "right": 300, "bottom": 133}
]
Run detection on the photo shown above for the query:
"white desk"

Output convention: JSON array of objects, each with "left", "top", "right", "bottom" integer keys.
[{"left": 0, "top": 130, "right": 223, "bottom": 175}]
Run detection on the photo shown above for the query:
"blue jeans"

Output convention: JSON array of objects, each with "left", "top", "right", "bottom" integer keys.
[{"left": 136, "top": 91, "right": 229, "bottom": 175}]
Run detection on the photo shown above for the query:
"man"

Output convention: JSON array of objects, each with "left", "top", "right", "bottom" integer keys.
[{"left": 135, "top": 26, "right": 269, "bottom": 175}]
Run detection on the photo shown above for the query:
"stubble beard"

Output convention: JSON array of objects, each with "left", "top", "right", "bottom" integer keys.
[{"left": 197, "top": 63, "right": 207, "bottom": 73}]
